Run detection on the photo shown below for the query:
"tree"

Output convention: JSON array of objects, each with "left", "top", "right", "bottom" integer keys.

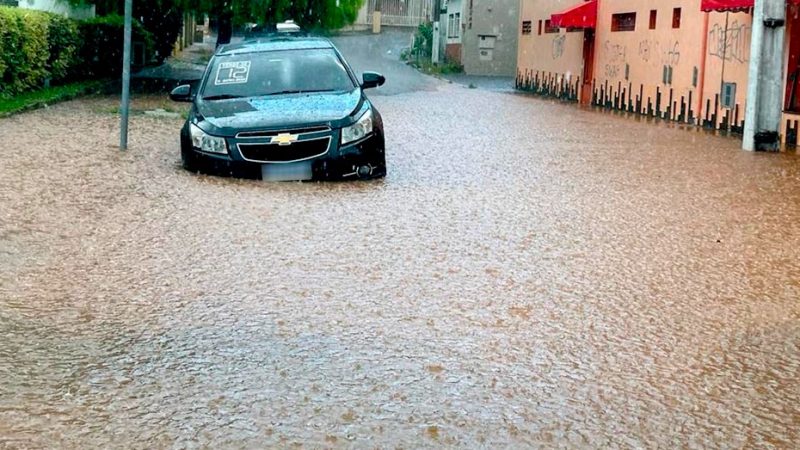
[
  {"left": 184, "top": 0, "right": 364, "bottom": 31},
  {"left": 69, "top": 0, "right": 183, "bottom": 63}
]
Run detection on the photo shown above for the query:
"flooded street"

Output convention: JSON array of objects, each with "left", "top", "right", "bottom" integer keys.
[{"left": 2, "top": 37, "right": 800, "bottom": 447}]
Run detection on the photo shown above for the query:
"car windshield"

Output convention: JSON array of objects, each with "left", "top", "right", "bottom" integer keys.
[{"left": 201, "top": 48, "right": 355, "bottom": 99}]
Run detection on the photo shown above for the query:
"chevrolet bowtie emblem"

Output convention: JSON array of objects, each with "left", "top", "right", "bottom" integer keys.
[{"left": 271, "top": 133, "right": 299, "bottom": 146}]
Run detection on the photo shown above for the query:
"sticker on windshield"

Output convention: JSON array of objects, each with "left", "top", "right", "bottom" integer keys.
[{"left": 214, "top": 61, "right": 251, "bottom": 85}]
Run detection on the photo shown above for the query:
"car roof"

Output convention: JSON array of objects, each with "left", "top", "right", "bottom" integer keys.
[{"left": 216, "top": 37, "right": 335, "bottom": 56}]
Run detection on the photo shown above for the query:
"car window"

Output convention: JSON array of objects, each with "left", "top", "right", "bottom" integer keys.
[{"left": 201, "top": 48, "right": 355, "bottom": 98}]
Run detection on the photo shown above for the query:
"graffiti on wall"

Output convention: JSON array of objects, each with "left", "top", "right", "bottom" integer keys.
[
  {"left": 552, "top": 34, "right": 566, "bottom": 59},
  {"left": 604, "top": 41, "right": 626, "bottom": 79},
  {"left": 638, "top": 40, "right": 681, "bottom": 66},
  {"left": 708, "top": 20, "right": 751, "bottom": 63}
]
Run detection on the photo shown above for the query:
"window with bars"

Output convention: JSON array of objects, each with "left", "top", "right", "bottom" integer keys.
[{"left": 522, "top": 20, "right": 532, "bottom": 35}]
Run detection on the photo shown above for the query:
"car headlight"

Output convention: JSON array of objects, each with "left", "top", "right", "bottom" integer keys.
[
  {"left": 341, "top": 109, "right": 373, "bottom": 145},
  {"left": 190, "top": 123, "right": 228, "bottom": 154}
]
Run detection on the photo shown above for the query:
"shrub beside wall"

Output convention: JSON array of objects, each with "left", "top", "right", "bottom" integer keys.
[
  {"left": 76, "top": 15, "right": 153, "bottom": 78},
  {"left": 0, "top": 7, "right": 50, "bottom": 96},
  {"left": 0, "top": 6, "right": 154, "bottom": 98},
  {"left": 46, "top": 15, "right": 81, "bottom": 82}
]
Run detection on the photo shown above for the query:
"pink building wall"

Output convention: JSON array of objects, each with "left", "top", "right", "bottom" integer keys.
[
  {"left": 515, "top": 0, "right": 800, "bottom": 145},
  {"left": 592, "top": 0, "right": 705, "bottom": 124},
  {"left": 516, "top": 0, "right": 586, "bottom": 100}
]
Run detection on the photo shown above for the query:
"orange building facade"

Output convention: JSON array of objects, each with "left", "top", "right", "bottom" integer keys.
[{"left": 516, "top": 0, "right": 800, "bottom": 146}]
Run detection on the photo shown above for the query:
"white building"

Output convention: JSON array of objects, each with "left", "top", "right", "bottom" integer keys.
[{"left": 16, "top": 0, "right": 95, "bottom": 20}]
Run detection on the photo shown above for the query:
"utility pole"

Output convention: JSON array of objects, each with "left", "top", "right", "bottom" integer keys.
[
  {"left": 743, "top": 0, "right": 786, "bottom": 151},
  {"left": 119, "top": 0, "right": 133, "bottom": 150}
]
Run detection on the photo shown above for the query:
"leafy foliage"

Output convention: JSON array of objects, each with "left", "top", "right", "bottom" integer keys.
[
  {"left": 0, "top": 6, "right": 153, "bottom": 97},
  {"left": 134, "top": 0, "right": 183, "bottom": 63},
  {"left": 46, "top": 15, "right": 81, "bottom": 81},
  {"left": 180, "top": 0, "right": 364, "bottom": 30},
  {"left": 72, "top": 0, "right": 182, "bottom": 64},
  {"left": 401, "top": 22, "right": 434, "bottom": 63},
  {"left": 76, "top": 15, "right": 154, "bottom": 78},
  {"left": 412, "top": 21, "right": 433, "bottom": 57},
  {"left": 0, "top": 7, "right": 49, "bottom": 96}
]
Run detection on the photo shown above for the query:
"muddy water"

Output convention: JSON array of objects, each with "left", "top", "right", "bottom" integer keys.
[{"left": 1, "top": 89, "right": 799, "bottom": 448}]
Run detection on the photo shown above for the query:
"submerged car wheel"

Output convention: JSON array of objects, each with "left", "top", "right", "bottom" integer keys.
[
  {"left": 370, "top": 153, "right": 387, "bottom": 179},
  {"left": 181, "top": 147, "right": 199, "bottom": 173}
]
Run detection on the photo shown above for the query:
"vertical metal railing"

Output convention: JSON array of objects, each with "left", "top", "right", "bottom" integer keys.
[{"left": 365, "top": 0, "right": 434, "bottom": 27}]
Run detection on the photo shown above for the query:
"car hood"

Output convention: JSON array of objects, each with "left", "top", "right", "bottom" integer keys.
[{"left": 196, "top": 89, "right": 363, "bottom": 133}]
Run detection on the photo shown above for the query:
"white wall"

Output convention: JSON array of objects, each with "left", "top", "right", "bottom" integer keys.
[{"left": 18, "top": 0, "right": 95, "bottom": 20}]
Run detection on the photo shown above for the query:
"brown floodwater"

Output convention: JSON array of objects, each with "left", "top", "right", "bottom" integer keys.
[{"left": 1, "top": 86, "right": 799, "bottom": 448}]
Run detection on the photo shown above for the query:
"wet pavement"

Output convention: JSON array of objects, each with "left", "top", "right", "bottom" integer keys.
[{"left": 1, "top": 33, "right": 800, "bottom": 449}]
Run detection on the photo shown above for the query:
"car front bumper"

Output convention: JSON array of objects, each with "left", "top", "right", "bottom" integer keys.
[{"left": 182, "top": 131, "right": 386, "bottom": 180}]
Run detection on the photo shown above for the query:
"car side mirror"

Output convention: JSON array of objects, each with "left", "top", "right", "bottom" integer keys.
[
  {"left": 170, "top": 84, "right": 193, "bottom": 102},
  {"left": 361, "top": 71, "right": 385, "bottom": 89}
]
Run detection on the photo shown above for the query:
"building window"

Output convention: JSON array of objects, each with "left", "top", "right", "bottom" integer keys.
[
  {"left": 538, "top": 20, "right": 543, "bottom": 35},
  {"left": 544, "top": 19, "right": 559, "bottom": 33},
  {"left": 649, "top": 10, "right": 657, "bottom": 30},
  {"left": 722, "top": 82, "right": 737, "bottom": 109},
  {"left": 448, "top": 13, "right": 461, "bottom": 38},
  {"left": 611, "top": 13, "right": 636, "bottom": 32},
  {"left": 522, "top": 20, "right": 532, "bottom": 35},
  {"left": 448, "top": 14, "right": 454, "bottom": 37},
  {"left": 672, "top": 8, "right": 681, "bottom": 29}
]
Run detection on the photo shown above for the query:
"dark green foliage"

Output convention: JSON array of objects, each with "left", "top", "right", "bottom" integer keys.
[
  {"left": 0, "top": 7, "right": 49, "bottom": 96},
  {"left": 0, "top": 6, "right": 155, "bottom": 97},
  {"left": 412, "top": 21, "right": 433, "bottom": 58},
  {"left": 70, "top": 0, "right": 183, "bottom": 64},
  {"left": 46, "top": 15, "right": 81, "bottom": 82},
  {"left": 76, "top": 15, "right": 154, "bottom": 78},
  {"left": 133, "top": 0, "right": 183, "bottom": 64},
  {"left": 180, "top": 0, "right": 364, "bottom": 31}
]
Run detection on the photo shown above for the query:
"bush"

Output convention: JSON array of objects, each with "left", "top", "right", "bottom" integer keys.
[
  {"left": 76, "top": 15, "right": 154, "bottom": 79},
  {"left": 46, "top": 15, "right": 80, "bottom": 83},
  {"left": 133, "top": 0, "right": 182, "bottom": 64},
  {"left": 0, "top": 7, "right": 50, "bottom": 96},
  {"left": 413, "top": 22, "right": 433, "bottom": 58},
  {"left": 0, "top": 6, "right": 156, "bottom": 98}
]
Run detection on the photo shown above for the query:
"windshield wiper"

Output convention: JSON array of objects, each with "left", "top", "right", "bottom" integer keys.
[
  {"left": 201, "top": 94, "right": 246, "bottom": 101},
  {"left": 265, "top": 89, "right": 338, "bottom": 96}
]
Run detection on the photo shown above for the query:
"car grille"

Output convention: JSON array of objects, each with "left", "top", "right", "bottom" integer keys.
[{"left": 237, "top": 137, "right": 331, "bottom": 163}]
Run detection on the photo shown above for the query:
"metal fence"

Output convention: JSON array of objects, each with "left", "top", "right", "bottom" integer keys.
[{"left": 366, "top": 0, "right": 434, "bottom": 27}]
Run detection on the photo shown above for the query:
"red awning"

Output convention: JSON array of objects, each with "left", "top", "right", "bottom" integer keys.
[
  {"left": 551, "top": 0, "right": 597, "bottom": 29},
  {"left": 701, "top": 0, "right": 800, "bottom": 12},
  {"left": 700, "top": 0, "right": 753, "bottom": 12}
]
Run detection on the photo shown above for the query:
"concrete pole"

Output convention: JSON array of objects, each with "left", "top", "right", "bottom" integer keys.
[
  {"left": 119, "top": 0, "right": 132, "bottom": 150},
  {"left": 743, "top": 0, "right": 786, "bottom": 151},
  {"left": 432, "top": 21, "right": 440, "bottom": 64}
]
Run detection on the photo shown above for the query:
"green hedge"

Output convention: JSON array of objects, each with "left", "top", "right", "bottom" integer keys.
[
  {"left": 46, "top": 14, "right": 80, "bottom": 82},
  {"left": 77, "top": 15, "right": 154, "bottom": 79},
  {"left": 0, "top": 7, "right": 50, "bottom": 96},
  {"left": 0, "top": 7, "right": 154, "bottom": 98}
]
